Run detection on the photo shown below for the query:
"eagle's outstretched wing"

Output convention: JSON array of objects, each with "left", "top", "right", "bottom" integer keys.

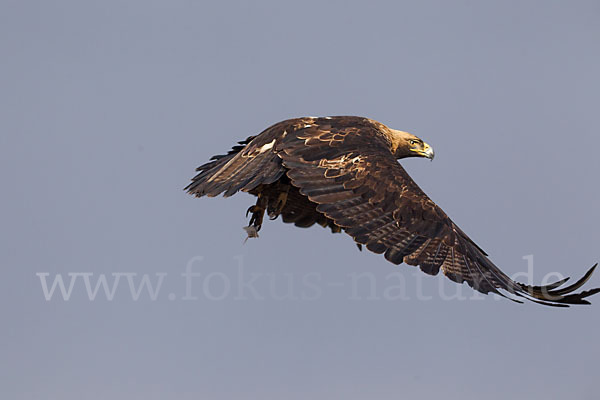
[
  {"left": 186, "top": 118, "right": 341, "bottom": 233},
  {"left": 277, "top": 121, "right": 599, "bottom": 307}
]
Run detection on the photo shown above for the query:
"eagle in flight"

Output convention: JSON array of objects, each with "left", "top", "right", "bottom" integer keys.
[{"left": 186, "top": 116, "right": 598, "bottom": 307}]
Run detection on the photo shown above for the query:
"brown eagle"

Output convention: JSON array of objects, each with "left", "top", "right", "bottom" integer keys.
[{"left": 186, "top": 116, "right": 598, "bottom": 307}]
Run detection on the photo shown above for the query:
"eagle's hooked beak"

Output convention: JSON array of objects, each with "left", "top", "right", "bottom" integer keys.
[{"left": 411, "top": 142, "right": 435, "bottom": 160}]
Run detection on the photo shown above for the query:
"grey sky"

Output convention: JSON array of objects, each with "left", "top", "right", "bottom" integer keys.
[{"left": 1, "top": 1, "right": 599, "bottom": 399}]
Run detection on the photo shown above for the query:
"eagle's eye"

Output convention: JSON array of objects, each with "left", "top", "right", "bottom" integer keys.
[{"left": 409, "top": 139, "right": 419, "bottom": 146}]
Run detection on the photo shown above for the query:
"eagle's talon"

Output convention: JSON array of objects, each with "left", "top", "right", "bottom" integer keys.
[
  {"left": 275, "top": 191, "right": 288, "bottom": 212},
  {"left": 246, "top": 199, "right": 266, "bottom": 232},
  {"left": 249, "top": 212, "right": 264, "bottom": 230},
  {"left": 247, "top": 204, "right": 265, "bottom": 217},
  {"left": 268, "top": 191, "right": 289, "bottom": 220}
]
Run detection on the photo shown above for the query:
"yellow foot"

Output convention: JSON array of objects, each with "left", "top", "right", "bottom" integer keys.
[{"left": 268, "top": 190, "right": 289, "bottom": 220}]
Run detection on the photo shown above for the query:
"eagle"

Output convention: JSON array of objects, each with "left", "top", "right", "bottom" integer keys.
[{"left": 185, "top": 116, "right": 599, "bottom": 307}]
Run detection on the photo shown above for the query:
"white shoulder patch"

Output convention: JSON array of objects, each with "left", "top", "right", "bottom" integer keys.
[{"left": 259, "top": 139, "right": 276, "bottom": 153}]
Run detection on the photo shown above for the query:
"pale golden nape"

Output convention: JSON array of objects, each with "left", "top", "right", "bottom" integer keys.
[{"left": 383, "top": 126, "right": 435, "bottom": 160}]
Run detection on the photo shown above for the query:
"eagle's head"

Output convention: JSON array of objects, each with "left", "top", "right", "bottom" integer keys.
[{"left": 389, "top": 129, "right": 435, "bottom": 160}]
